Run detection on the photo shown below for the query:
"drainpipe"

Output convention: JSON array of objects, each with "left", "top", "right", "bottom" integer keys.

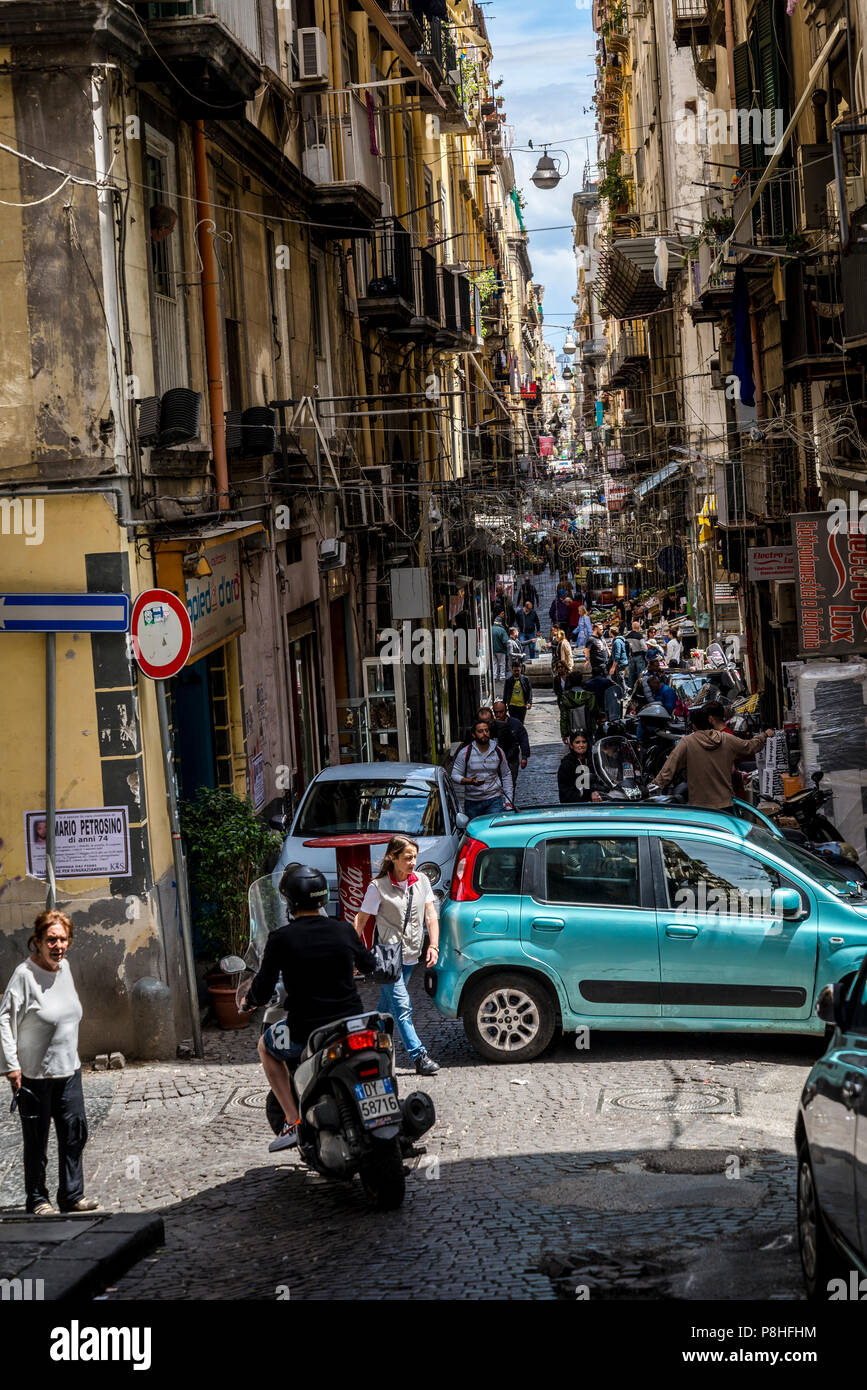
[
  {"left": 723, "top": 0, "right": 736, "bottom": 110},
  {"left": 192, "top": 121, "right": 229, "bottom": 512}
]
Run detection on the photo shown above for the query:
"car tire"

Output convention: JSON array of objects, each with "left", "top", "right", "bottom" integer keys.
[
  {"left": 797, "top": 1140, "right": 846, "bottom": 1300},
  {"left": 462, "top": 972, "right": 556, "bottom": 1063}
]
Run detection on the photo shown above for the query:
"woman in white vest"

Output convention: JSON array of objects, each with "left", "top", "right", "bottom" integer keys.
[{"left": 355, "top": 834, "right": 440, "bottom": 1077}]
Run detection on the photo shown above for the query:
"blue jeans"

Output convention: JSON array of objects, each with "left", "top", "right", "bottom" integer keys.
[
  {"left": 377, "top": 964, "right": 424, "bottom": 1060},
  {"left": 465, "top": 795, "right": 504, "bottom": 817},
  {"left": 519, "top": 635, "right": 537, "bottom": 660}
]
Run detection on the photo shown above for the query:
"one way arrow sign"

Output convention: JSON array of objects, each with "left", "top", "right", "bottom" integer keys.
[{"left": 0, "top": 593, "right": 130, "bottom": 632}]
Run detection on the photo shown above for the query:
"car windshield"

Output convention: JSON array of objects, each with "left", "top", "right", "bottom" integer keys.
[
  {"left": 295, "top": 779, "right": 444, "bottom": 837},
  {"left": 746, "top": 826, "right": 866, "bottom": 896},
  {"left": 668, "top": 675, "right": 706, "bottom": 701}
]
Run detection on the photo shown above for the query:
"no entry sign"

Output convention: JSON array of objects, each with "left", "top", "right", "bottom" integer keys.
[{"left": 131, "top": 588, "right": 192, "bottom": 680}]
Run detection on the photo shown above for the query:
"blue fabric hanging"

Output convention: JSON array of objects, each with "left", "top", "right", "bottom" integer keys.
[{"left": 731, "top": 265, "right": 755, "bottom": 407}]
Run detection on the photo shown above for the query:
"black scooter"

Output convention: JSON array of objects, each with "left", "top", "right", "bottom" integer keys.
[{"left": 759, "top": 770, "right": 867, "bottom": 887}]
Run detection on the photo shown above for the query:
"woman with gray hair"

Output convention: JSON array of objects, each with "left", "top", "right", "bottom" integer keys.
[{"left": 355, "top": 834, "right": 440, "bottom": 1076}]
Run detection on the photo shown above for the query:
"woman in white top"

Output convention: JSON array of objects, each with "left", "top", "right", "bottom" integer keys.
[
  {"left": 0, "top": 910, "right": 97, "bottom": 1216},
  {"left": 355, "top": 834, "right": 441, "bottom": 1077},
  {"left": 665, "top": 631, "right": 683, "bottom": 668}
]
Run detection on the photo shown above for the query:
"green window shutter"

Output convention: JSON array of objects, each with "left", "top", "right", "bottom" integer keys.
[{"left": 732, "top": 41, "right": 760, "bottom": 172}]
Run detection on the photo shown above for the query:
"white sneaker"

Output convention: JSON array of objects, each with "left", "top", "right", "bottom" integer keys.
[{"left": 268, "top": 1121, "right": 300, "bottom": 1153}]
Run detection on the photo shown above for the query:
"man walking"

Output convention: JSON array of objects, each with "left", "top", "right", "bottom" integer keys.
[
  {"left": 585, "top": 621, "right": 610, "bottom": 677},
  {"left": 492, "top": 699, "right": 530, "bottom": 795},
  {"left": 451, "top": 717, "right": 514, "bottom": 816},
  {"left": 516, "top": 599, "right": 541, "bottom": 659},
  {"left": 654, "top": 705, "right": 772, "bottom": 810},
  {"left": 624, "top": 620, "right": 648, "bottom": 688},
  {"left": 491, "top": 614, "right": 510, "bottom": 687},
  {"left": 549, "top": 586, "right": 570, "bottom": 628},
  {"left": 504, "top": 661, "right": 533, "bottom": 723},
  {"left": 517, "top": 573, "right": 539, "bottom": 608}
]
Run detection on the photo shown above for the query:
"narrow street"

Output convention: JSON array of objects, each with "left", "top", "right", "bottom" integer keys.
[{"left": 0, "top": 690, "right": 813, "bottom": 1302}]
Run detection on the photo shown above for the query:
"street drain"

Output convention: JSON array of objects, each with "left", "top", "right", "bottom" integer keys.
[
  {"left": 597, "top": 1086, "right": 738, "bottom": 1115},
  {"left": 218, "top": 1086, "right": 270, "bottom": 1117}
]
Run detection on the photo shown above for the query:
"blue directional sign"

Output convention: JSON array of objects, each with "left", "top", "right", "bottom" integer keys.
[{"left": 0, "top": 593, "right": 130, "bottom": 633}]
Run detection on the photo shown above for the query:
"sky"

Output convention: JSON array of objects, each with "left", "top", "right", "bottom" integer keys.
[{"left": 485, "top": 0, "right": 597, "bottom": 356}]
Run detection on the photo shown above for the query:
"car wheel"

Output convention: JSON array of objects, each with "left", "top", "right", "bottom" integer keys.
[
  {"left": 462, "top": 972, "right": 556, "bottom": 1063},
  {"left": 797, "top": 1141, "right": 845, "bottom": 1300}
]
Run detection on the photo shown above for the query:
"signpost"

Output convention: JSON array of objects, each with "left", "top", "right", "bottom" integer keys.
[
  {"left": 0, "top": 592, "right": 129, "bottom": 909},
  {"left": 131, "top": 589, "right": 201, "bottom": 1058}
]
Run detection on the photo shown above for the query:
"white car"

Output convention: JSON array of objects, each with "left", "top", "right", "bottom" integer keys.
[{"left": 272, "top": 762, "right": 468, "bottom": 913}]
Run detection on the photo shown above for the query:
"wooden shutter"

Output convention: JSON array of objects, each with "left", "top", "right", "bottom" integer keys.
[{"left": 732, "top": 41, "right": 759, "bottom": 172}]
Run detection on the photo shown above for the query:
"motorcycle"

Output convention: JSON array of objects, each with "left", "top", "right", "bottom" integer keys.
[
  {"left": 594, "top": 701, "right": 683, "bottom": 794},
  {"left": 219, "top": 875, "right": 436, "bottom": 1211},
  {"left": 751, "top": 770, "right": 867, "bottom": 887}
]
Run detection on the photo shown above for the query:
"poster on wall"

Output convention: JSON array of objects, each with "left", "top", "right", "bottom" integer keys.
[
  {"left": 791, "top": 512, "right": 867, "bottom": 657},
  {"left": 251, "top": 753, "right": 265, "bottom": 811},
  {"left": 24, "top": 807, "right": 131, "bottom": 879}
]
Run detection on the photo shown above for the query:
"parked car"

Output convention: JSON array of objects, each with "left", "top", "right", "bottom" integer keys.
[
  {"left": 796, "top": 960, "right": 867, "bottom": 1298},
  {"left": 273, "top": 763, "right": 467, "bottom": 912},
  {"left": 426, "top": 802, "right": 867, "bottom": 1062}
]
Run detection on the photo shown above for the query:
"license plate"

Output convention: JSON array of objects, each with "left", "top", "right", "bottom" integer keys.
[{"left": 354, "top": 1076, "right": 400, "bottom": 1129}]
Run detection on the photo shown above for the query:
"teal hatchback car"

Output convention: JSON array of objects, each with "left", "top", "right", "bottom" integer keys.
[{"left": 426, "top": 804, "right": 867, "bottom": 1062}]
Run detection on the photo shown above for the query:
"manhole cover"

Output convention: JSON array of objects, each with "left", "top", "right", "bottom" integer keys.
[
  {"left": 218, "top": 1086, "right": 270, "bottom": 1117},
  {"left": 597, "top": 1087, "right": 738, "bottom": 1115}
]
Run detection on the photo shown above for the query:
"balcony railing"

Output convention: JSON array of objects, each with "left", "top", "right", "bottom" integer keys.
[
  {"left": 364, "top": 217, "right": 414, "bottom": 304},
  {"left": 581, "top": 336, "right": 608, "bottom": 364},
  {"left": 301, "top": 91, "right": 382, "bottom": 229},
  {"left": 414, "top": 246, "right": 441, "bottom": 324},
  {"left": 609, "top": 324, "right": 649, "bottom": 385},
  {"left": 672, "top": 0, "right": 710, "bottom": 45},
  {"left": 145, "top": 1, "right": 261, "bottom": 58}
]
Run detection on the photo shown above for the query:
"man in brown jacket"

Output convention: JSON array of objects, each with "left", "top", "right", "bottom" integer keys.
[{"left": 654, "top": 705, "right": 773, "bottom": 810}]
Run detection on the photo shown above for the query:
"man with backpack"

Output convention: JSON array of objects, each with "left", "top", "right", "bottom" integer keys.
[
  {"left": 624, "top": 620, "right": 648, "bottom": 687},
  {"left": 451, "top": 718, "right": 514, "bottom": 817},
  {"left": 559, "top": 672, "right": 598, "bottom": 743}
]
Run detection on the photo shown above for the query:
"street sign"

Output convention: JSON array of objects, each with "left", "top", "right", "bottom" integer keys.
[
  {"left": 0, "top": 593, "right": 129, "bottom": 632},
  {"left": 131, "top": 588, "right": 192, "bottom": 680}
]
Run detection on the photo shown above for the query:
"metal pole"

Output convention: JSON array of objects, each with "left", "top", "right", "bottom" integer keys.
[
  {"left": 45, "top": 632, "right": 56, "bottom": 910},
  {"left": 156, "top": 678, "right": 203, "bottom": 1058}
]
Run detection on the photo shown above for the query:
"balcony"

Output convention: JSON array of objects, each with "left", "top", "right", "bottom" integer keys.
[
  {"left": 688, "top": 238, "right": 736, "bottom": 322},
  {"left": 301, "top": 91, "right": 383, "bottom": 232},
  {"left": 136, "top": 2, "right": 262, "bottom": 108},
  {"left": 608, "top": 325, "right": 649, "bottom": 387},
  {"left": 782, "top": 259, "right": 856, "bottom": 379},
  {"left": 672, "top": 0, "right": 710, "bottom": 46},
  {"left": 437, "top": 267, "right": 474, "bottom": 349},
  {"left": 581, "top": 336, "right": 608, "bottom": 364},
  {"left": 357, "top": 218, "right": 415, "bottom": 330},
  {"left": 381, "top": 0, "right": 424, "bottom": 52},
  {"left": 731, "top": 169, "right": 795, "bottom": 260},
  {"left": 416, "top": 17, "right": 468, "bottom": 129}
]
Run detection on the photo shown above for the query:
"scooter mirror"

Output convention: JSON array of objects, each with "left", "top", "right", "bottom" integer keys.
[{"left": 219, "top": 955, "right": 247, "bottom": 974}]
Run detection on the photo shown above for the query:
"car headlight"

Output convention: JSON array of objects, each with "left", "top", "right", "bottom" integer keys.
[{"left": 418, "top": 861, "right": 441, "bottom": 884}]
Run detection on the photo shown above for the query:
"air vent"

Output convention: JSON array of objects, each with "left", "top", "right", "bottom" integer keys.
[
  {"left": 241, "top": 406, "right": 277, "bottom": 455},
  {"left": 158, "top": 388, "right": 202, "bottom": 447},
  {"left": 225, "top": 410, "right": 243, "bottom": 454},
  {"left": 318, "top": 537, "right": 346, "bottom": 569},
  {"left": 137, "top": 395, "right": 161, "bottom": 445}
]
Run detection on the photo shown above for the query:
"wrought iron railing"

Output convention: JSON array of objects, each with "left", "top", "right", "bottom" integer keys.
[{"left": 145, "top": 1, "right": 261, "bottom": 57}]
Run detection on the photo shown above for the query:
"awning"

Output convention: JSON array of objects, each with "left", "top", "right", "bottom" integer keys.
[
  {"left": 354, "top": 0, "right": 445, "bottom": 109},
  {"left": 633, "top": 460, "right": 682, "bottom": 498}
]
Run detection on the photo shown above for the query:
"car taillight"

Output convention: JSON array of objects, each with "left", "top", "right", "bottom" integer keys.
[
  {"left": 451, "top": 838, "right": 487, "bottom": 901},
  {"left": 346, "top": 1030, "right": 377, "bottom": 1050}
]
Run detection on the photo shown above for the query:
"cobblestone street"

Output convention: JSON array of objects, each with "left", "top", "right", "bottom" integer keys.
[{"left": 0, "top": 691, "right": 820, "bottom": 1300}]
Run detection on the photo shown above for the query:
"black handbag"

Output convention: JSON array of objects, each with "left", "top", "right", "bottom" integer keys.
[{"left": 371, "top": 886, "right": 411, "bottom": 984}]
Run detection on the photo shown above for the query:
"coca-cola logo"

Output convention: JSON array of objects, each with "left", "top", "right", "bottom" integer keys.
[{"left": 337, "top": 861, "right": 367, "bottom": 917}]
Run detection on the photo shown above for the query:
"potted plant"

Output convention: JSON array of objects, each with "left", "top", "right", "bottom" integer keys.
[{"left": 181, "top": 787, "right": 282, "bottom": 1029}]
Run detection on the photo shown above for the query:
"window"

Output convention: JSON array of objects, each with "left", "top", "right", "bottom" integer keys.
[
  {"left": 474, "top": 847, "right": 524, "bottom": 896},
  {"left": 295, "top": 778, "right": 445, "bottom": 837},
  {"left": 215, "top": 184, "right": 245, "bottom": 409},
  {"left": 144, "top": 128, "right": 188, "bottom": 392},
  {"left": 544, "top": 837, "right": 640, "bottom": 908},
  {"left": 660, "top": 836, "right": 791, "bottom": 916}
]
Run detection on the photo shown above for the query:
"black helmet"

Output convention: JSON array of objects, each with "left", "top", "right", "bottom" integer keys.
[{"left": 279, "top": 862, "right": 329, "bottom": 913}]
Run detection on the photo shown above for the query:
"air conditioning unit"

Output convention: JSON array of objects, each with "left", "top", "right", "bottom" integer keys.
[
  {"left": 826, "top": 175, "right": 866, "bottom": 231},
  {"left": 137, "top": 395, "right": 161, "bottom": 446},
  {"left": 297, "top": 27, "right": 329, "bottom": 83},
  {"left": 157, "top": 388, "right": 202, "bottom": 447},
  {"left": 341, "top": 487, "right": 368, "bottom": 531},
  {"left": 318, "top": 537, "right": 346, "bottom": 569},
  {"left": 362, "top": 465, "right": 393, "bottom": 526}
]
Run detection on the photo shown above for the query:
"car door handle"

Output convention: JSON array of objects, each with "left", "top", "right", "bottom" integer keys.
[
  {"left": 665, "top": 924, "right": 699, "bottom": 939},
  {"left": 842, "top": 1078, "right": 863, "bottom": 1106},
  {"left": 530, "top": 917, "right": 566, "bottom": 932}
]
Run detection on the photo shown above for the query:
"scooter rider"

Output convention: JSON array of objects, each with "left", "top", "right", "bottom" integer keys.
[{"left": 241, "top": 863, "right": 376, "bottom": 1153}]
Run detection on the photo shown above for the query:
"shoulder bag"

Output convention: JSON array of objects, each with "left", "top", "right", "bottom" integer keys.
[{"left": 371, "top": 886, "right": 411, "bottom": 983}]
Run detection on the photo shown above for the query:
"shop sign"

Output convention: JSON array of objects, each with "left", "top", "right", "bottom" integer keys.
[
  {"left": 714, "top": 583, "right": 739, "bottom": 602},
  {"left": 185, "top": 541, "right": 245, "bottom": 661},
  {"left": 24, "top": 807, "right": 130, "bottom": 879},
  {"left": 748, "top": 546, "right": 795, "bottom": 582},
  {"left": 791, "top": 512, "right": 867, "bottom": 657},
  {"left": 539, "top": 437, "right": 554, "bottom": 456}
]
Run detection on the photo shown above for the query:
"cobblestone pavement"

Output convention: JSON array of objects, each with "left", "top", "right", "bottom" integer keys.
[{"left": 17, "top": 688, "right": 816, "bottom": 1300}]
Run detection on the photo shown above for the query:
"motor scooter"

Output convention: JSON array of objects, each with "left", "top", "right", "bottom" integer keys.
[{"left": 220, "top": 876, "right": 436, "bottom": 1211}]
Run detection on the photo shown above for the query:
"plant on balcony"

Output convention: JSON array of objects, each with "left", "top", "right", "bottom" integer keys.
[
  {"left": 600, "top": 2, "right": 626, "bottom": 37},
  {"left": 598, "top": 152, "right": 630, "bottom": 209}
]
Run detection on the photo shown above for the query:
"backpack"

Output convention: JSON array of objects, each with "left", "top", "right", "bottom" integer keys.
[
  {"left": 458, "top": 741, "right": 507, "bottom": 786},
  {"left": 625, "top": 632, "right": 647, "bottom": 657}
]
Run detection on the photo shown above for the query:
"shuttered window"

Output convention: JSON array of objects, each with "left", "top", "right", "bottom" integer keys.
[{"left": 732, "top": 41, "right": 760, "bottom": 172}]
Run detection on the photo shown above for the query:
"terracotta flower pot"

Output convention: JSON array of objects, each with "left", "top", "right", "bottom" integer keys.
[{"left": 207, "top": 972, "right": 253, "bottom": 1030}]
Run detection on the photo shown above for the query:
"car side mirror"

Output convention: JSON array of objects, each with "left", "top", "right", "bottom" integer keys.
[
  {"left": 455, "top": 813, "right": 469, "bottom": 831},
  {"left": 815, "top": 982, "right": 849, "bottom": 1027},
  {"left": 269, "top": 813, "right": 289, "bottom": 834},
  {"left": 770, "top": 887, "right": 803, "bottom": 920}
]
